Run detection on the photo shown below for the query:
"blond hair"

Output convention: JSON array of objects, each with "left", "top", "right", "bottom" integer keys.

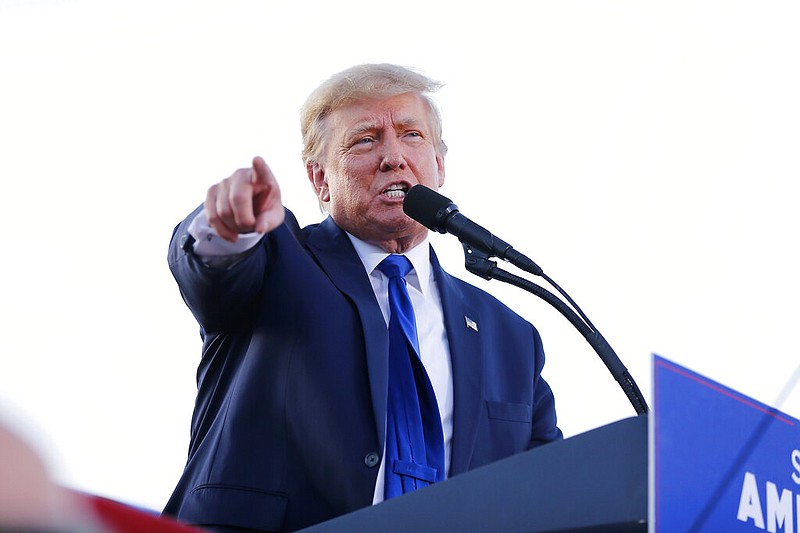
[{"left": 300, "top": 63, "right": 447, "bottom": 166}]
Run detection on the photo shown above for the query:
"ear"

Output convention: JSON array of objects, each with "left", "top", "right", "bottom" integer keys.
[
  {"left": 307, "top": 162, "right": 331, "bottom": 203},
  {"left": 435, "top": 153, "right": 446, "bottom": 188}
]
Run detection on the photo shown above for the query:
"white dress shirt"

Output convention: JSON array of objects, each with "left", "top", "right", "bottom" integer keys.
[{"left": 346, "top": 234, "right": 454, "bottom": 503}]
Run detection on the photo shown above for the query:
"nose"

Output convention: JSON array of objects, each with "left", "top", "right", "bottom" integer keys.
[{"left": 379, "top": 136, "right": 407, "bottom": 172}]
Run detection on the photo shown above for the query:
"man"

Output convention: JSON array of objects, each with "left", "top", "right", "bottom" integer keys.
[{"left": 164, "top": 63, "right": 562, "bottom": 532}]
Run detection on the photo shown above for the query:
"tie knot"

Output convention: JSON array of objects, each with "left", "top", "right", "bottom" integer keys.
[{"left": 377, "top": 254, "right": 413, "bottom": 280}]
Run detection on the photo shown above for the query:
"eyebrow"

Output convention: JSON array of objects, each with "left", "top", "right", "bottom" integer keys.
[{"left": 347, "top": 117, "right": 427, "bottom": 137}]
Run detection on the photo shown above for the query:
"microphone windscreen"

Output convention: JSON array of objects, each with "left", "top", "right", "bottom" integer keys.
[{"left": 403, "top": 185, "right": 455, "bottom": 230}]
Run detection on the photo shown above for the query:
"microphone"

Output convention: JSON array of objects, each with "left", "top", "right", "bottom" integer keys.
[{"left": 403, "top": 185, "right": 542, "bottom": 276}]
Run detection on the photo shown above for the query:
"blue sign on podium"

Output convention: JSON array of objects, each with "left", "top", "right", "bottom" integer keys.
[{"left": 652, "top": 355, "right": 800, "bottom": 532}]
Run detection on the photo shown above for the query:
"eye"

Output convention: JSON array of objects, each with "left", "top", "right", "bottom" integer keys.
[{"left": 347, "top": 136, "right": 376, "bottom": 153}]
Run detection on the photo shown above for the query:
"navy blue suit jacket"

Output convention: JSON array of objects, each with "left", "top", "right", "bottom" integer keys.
[{"left": 164, "top": 207, "right": 562, "bottom": 532}]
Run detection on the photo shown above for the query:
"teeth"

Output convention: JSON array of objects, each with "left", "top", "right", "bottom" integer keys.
[{"left": 383, "top": 185, "right": 407, "bottom": 198}]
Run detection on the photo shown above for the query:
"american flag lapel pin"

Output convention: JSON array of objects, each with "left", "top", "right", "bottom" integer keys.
[{"left": 465, "top": 316, "right": 478, "bottom": 332}]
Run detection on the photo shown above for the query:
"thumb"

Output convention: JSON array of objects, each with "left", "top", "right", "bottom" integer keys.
[{"left": 255, "top": 205, "right": 285, "bottom": 235}]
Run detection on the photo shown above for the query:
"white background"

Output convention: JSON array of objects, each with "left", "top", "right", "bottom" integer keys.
[{"left": 1, "top": 0, "right": 799, "bottom": 512}]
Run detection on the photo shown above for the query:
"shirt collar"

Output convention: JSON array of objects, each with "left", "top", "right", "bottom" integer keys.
[{"left": 346, "top": 233, "right": 431, "bottom": 294}]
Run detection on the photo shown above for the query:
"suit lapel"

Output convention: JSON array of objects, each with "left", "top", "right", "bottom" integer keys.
[
  {"left": 305, "top": 224, "right": 483, "bottom": 474},
  {"left": 307, "top": 218, "right": 389, "bottom": 451},
  {"left": 430, "top": 249, "right": 484, "bottom": 475}
]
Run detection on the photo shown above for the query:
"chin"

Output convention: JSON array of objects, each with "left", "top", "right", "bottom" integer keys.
[{"left": 383, "top": 213, "right": 417, "bottom": 231}]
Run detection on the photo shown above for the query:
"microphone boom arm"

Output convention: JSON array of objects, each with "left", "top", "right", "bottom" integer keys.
[{"left": 463, "top": 243, "right": 649, "bottom": 416}]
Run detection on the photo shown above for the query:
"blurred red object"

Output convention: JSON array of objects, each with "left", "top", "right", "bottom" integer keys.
[{"left": 84, "top": 493, "right": 206, "bottom": 533}]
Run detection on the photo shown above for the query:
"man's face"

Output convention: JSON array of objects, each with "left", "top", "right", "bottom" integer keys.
[{"left": 308, "top": 92, "right": 445, "bottom": 249}]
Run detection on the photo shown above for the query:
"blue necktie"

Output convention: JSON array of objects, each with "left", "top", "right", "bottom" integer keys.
[{"left": 377, "top": 254, "right": 445, "bottom": 499}]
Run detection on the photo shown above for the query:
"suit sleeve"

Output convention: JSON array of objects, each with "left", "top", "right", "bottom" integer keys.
[{"left": 166, "top": 205, "right": 273, "bottom": 334}]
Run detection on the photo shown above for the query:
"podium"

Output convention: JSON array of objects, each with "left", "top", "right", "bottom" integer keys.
[
  {"left": 300, "top": 415, "right": 648, "bottom": 533},
  {"left": 301, "top": 357, "right": 800, "bottom": 532}
]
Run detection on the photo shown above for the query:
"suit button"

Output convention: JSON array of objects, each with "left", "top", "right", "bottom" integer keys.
[
  {"left": 364, "top": 452, "right": 380, "bottom": 468},
  {"left": 179, "top": 233, "right": 195, "bottom": 252}
]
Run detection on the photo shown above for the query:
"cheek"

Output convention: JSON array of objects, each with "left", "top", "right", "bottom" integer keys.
[
  {"left": 327, "top": 173, "right": 363, "bottom": 210},
  {"left": 338, "top": 162, "right": 373, "bottom": 195},
  {"left": 413, "top": 156, "right": 444, "bottom": 186},
  {"left": 325, "top": 153, "right": 383, "bottom": 212}
]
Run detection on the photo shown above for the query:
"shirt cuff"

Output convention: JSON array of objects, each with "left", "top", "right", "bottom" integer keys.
[{"left": 187, "top": 210, "right": 264, "bottom": 257}]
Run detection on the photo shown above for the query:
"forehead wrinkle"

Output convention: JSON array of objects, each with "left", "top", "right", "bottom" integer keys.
[{"left": 347, "top": 121, "right": 381, "bottom": 137}]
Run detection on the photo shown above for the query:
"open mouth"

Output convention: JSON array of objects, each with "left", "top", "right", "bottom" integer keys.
[{"left": 383, "top": 184, "right": 409, "bottom": 198}]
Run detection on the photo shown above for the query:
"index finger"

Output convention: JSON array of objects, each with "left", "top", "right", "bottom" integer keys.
[{"left": 251, "top": 156, "right": 277, "bottom": 190}]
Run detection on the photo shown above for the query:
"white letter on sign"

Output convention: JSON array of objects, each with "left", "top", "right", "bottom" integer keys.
[{"left": 737, "top": 472, "right": 765, "bottom": 529}]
